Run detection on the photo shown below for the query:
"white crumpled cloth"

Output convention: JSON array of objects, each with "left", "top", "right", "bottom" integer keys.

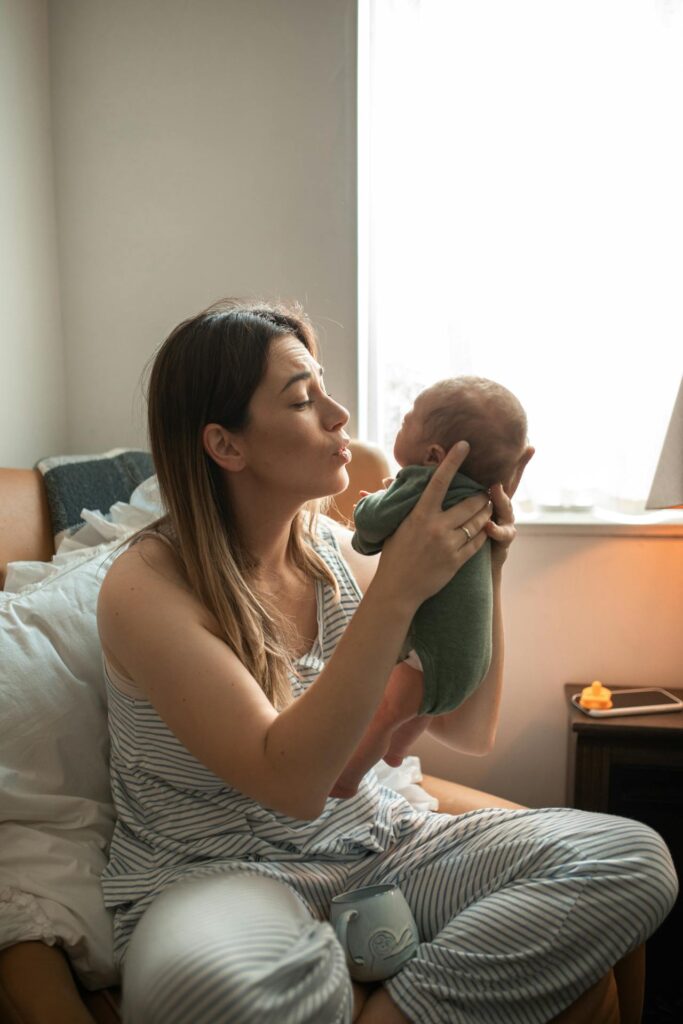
[{"left": 374, "top": 756, "right": 439, "bottom": 812}]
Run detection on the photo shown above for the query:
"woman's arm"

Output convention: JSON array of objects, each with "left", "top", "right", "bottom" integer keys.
[
  {"left": 98, "top": 540, "right": 422, "bottom": 821},
  {"left": 99, "top": 441, "right": 492, "bottom": 821}
]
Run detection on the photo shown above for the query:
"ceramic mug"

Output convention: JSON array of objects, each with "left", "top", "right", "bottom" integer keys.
[{"left": 329, "top": 883, "right": 419, "bottom": 982}]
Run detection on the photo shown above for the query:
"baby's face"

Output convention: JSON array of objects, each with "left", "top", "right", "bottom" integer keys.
[{"left": 393, "top": 391, "right": 438, "bottom": 467}]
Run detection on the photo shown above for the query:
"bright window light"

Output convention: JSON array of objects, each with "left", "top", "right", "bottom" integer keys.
[{"left": 359, "top": 0, "right": 683, "bottom": 513}]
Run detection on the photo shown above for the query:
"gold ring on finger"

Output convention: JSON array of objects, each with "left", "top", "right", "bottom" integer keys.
[{"left": 460, "top": 525, "right": 472, "bottom": 541}]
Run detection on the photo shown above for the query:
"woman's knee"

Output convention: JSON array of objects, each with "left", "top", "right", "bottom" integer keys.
[
  {"left": 571, "top": 812, "right": 678, "bottom": 930},
  {"left": 621, "top": 818, "right": 678, "bottom": 922},
  {"left": 122, "top": 873, "right": 352, "bottom": 1024}
]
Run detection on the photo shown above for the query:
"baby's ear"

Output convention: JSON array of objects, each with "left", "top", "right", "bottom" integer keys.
[{"left": 425, "top": 444, "right": 447, "bottom": 465}]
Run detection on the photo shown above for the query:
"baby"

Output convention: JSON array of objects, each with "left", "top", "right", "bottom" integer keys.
[{"left": 331, "top": 375, "right": 531, "bottom": 798}]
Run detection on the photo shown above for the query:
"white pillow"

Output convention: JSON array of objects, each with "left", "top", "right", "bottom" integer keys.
[
  {"left": 0, "top": 540, "right": 122, "bottom": 987},
  {"left": 0, "top": 479, "right": 161, "bottom": 983},
  {"left": 0, "top": 477, "right": 162, "bottom": 988}
]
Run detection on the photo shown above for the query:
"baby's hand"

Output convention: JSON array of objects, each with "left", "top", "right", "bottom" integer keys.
[
  {"left": 352, "top": 490, "right": 371, "bottom": 514},
  {"left": 353, "top": 479, "right": 393, "bottom": 513},
  {"left": 356, "top": 479, "right": 391, "bottom": 502}
]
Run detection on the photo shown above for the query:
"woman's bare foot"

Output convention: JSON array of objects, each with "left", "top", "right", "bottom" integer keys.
[
  {"left": 352, "top": 981, "right": 375, "bottom": 1021},
  {"left": 355, "top": 987, "right": 411, "bottom": 1022}
]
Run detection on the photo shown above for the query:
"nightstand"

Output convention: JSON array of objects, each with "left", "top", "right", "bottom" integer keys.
[{"left": 565, "top": 684, "right": 683, "bottom": 1023}]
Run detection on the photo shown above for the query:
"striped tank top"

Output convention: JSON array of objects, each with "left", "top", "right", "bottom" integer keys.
[{"left": 101, "top": 516, "right": 417, "bottom": 960}]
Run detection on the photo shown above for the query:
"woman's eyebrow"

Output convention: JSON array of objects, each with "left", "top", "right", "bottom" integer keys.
[{"left": 280, "top": 364, "right": 325, "bottom": 393}]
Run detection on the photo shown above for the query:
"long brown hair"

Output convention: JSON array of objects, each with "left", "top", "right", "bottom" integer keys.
[{"left": 145, "top": 299, "right": 339, "bottom": 709}]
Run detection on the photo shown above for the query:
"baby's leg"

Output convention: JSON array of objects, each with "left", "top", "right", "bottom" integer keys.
[
  {"left": 330, "top": 661, "right": 424, "bottom": 799},
  {"left": 382, "top": 716, "right": 431, "bottom": 767}
]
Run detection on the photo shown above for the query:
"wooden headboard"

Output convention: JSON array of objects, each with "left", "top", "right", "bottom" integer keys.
[
  {"left": 0, "top": 442, "right": 390, "bottom": 590},
  {"left": 0, "top": 470, "right": 54, "bottom": 587}
]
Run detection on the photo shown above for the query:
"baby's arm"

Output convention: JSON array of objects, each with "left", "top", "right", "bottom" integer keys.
[{"left": 352, "top": 468, "right": 431, "bottom": 554}]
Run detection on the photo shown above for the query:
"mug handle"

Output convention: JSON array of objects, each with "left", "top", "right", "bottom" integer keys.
[{"left": 334, "top": 909, "right": 365, "bottom": 966}]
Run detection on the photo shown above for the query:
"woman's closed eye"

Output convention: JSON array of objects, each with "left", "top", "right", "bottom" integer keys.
[{"left": 291, "top": 383, "right": 333, "bottom": 409}]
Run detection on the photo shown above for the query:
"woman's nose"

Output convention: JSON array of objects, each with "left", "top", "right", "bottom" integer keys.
[{"left": 326, "top": 396, "right": 350, "bottom": 430}]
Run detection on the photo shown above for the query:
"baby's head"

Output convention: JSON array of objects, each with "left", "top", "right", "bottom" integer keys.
[{"left": 394, "top": 376, "right": 528, "bottom": 490}]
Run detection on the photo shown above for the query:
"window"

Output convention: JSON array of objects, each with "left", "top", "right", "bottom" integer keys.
[{"left": 359, "top": 0, "right": 683, "bottom": 514}]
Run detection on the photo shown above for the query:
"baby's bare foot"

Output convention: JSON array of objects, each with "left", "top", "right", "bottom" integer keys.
[
  {"left": 383, "top": 717, "right": 430, "bottom": 768},
  {"left": 329, "top": 716, "right": 396, "bottom": 799},
  {"left": 329, "top": 777, "right": 361, "bottom": 799}
]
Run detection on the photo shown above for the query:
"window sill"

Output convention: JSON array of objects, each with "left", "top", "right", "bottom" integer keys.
[{"left": 515, "top": 509, "right": 683, "bottom": 538}]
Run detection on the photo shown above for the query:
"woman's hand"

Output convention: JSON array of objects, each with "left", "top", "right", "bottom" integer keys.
[
  {"left": 485, "top": 483, "right": 516, "bottom": 571},
  {"left": 374, "top": 441, "right": 493, "bottom": 609},
  {"left": 485, "top": 444, "right": 535, "bottom": 571}
]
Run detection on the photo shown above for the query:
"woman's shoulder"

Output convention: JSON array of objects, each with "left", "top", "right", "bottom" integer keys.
[
  {"left": 98, "top": 534, "right": 221, "bottom": 669},
  {"left": 312, "top": 514, "right": 379, "bottom": 595},
  {"left": 102, "top": 532, "right": 187, "bottom": 596}
]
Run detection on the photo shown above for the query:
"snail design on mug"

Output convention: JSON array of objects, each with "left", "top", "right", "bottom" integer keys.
[{"left": 365, "top": 926, "right": 415, "bottom": 968}]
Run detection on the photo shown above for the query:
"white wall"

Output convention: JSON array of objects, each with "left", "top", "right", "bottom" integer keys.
[
  {"left": 0, "top": 0, "right": 66, "bottom": 466},
  {"left": 48, "top": 0, "right": 358, "bottom": 452},
  {"left": 414, "top": 529, "right": 683, "bottom": 807}
]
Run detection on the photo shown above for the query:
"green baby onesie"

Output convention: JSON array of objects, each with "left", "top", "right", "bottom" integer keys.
[{"left": 351, "top": 466, "right": 492, "bottom": 716}]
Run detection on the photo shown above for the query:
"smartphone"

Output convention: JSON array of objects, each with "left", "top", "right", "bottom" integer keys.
[{"left": 571, "top": 687, "right": 683, "bottom": 718}]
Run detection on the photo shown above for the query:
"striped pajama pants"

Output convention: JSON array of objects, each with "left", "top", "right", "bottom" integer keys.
[{"left": 121, "top": 806, "right": 678, "bottom": 1024}]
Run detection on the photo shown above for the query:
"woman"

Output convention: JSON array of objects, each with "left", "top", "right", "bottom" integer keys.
[{"left": 98, "top": 301, "right": 677, "bottom": 1024}]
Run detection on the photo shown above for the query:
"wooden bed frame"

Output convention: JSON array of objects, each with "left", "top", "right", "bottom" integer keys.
[{"left": 0, "top": 448, "right": 642, "bottom": 1023}]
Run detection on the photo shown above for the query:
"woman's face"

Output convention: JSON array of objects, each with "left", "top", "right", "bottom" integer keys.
[{"left": 236, "top": 335, "right": 351, "bottom": 500}]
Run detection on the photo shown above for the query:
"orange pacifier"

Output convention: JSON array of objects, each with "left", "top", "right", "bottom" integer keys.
[{"left": 578, "top": 681, "right": 613, "bottom": 710}]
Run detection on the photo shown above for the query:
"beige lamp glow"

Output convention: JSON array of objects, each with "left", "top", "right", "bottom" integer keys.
[{"left": 646, "top": 376, "right": 683, "bottom": 510}]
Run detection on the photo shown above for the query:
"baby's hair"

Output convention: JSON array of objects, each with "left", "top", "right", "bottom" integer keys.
[{"left": 421, "top": 376, "right": 528, "bottom": 488}]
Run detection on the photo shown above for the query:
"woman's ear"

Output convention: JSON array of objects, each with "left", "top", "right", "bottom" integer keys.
[{"left": 202, "top": 423, "right": 246, "bottom": 472}]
